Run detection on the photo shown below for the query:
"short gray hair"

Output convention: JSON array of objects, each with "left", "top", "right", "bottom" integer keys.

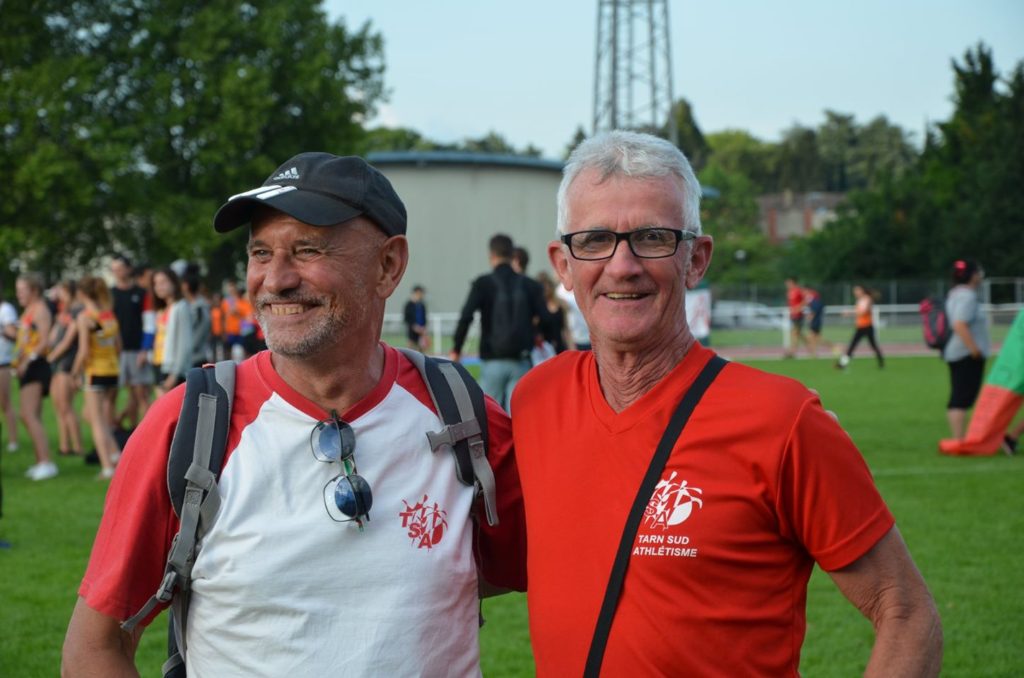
[{"left": 556, "top": 130, "right": 702, "bottom": 235}]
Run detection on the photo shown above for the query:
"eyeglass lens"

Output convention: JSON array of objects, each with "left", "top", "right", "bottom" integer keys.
[{"left": 569, "top": 228, "right": 683, "bottom": 260}]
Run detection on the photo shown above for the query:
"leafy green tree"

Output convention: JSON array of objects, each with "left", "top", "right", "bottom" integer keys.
[
  {"left": 775, "top": 124, "right": 824, "bottom": 192},
  {"left": 0, "top": 0, "right": 385, "bottom": 283},
  {"left": 850, "top": 116, "right": 917, "bottom": 189},
  {"left": 703, "top": 130, "right": 778, "bottom": 194},
  {"left": 787, "top": 44, "right": 1023, "bottom": 279},
  {"left": 665, "top": 98, "right": 710, "bottom": 171}
]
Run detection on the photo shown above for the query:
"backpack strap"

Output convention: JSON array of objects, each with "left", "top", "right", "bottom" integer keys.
[
  {"left": 397, "top": 348, "right": 498, "bottom": 526},
  {"left": 121, "top": 360, "right": 235, "bottom": 678}
]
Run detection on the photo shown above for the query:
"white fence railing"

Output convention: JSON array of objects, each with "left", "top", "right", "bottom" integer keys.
[{"left": 382, "top": 303, "right": 1022, "bottom": 355}]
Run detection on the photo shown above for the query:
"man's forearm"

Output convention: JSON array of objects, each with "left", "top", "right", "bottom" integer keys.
[{"left": 865, "top": 602, "right": 943, "bottom": 677}]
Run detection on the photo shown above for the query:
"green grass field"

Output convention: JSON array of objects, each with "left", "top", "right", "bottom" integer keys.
[{"left": 1, "top": 355, "right": 1022, "bottom": 676}]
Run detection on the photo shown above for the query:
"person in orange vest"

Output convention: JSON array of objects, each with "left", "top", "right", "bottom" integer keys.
[
  {"left": 836, "top": 285, "right": 885, "bottom": 369},
  {"left": 209, "top": 291, "right": 225, "bottom": 361},
  {"left": 221, "top": 280, "right": 254, "bottom": 362}
]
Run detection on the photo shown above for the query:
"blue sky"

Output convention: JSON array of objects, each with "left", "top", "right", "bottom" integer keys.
[{"left": 324, "top": 0, "right": 1024, "bottom": 159}]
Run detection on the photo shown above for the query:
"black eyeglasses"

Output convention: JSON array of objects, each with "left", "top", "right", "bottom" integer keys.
[
  {"left": 560, "top": 228, "right": 697, "bottom": 261},
  {"left": 311, "top": 410, "right": 372, "bottom": 529}
]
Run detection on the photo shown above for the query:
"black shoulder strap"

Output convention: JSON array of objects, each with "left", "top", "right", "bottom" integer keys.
[
  {"left": 423, "top": 355, "right": 490, "bottom": 482},
  {"left": 167, "top": 362, "right": 234, "bottom": 515},
  {"left": 584, "top": 355, "right": 728, "bottom": 678},
  {"left": 396, "top": 347, "right": 498, "bottom": 526}
]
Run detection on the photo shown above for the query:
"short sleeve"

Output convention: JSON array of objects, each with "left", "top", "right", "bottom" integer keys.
[
  {"left": 775, "top": 397, "right": 894, "bottom": 572},
  {"left": 474, "top": 396, "right": 527, "bottom": 591},
  {"left": 78, "top": 389, "right": 185, "bottom": 625}
]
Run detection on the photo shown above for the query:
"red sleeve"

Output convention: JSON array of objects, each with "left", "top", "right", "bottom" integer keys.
[
  {"left": 474, "top": 395, "right": 527, "bottom": 591},
  {"left": 78, "top": 388, "right": 185, "bottom": 626},
  {"left": 776, "top": 397, "right": 895, "bottom": 571}
]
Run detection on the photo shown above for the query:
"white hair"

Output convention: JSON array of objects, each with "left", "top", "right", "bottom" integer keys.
[{"left": 556, "top": 130, "right": 703, "bottom": 235}]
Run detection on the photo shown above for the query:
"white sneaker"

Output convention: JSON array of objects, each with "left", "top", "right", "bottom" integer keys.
[
  {"left": 24, "top": 463, "right": 40, "bottom": 478},
  {"left": 28, "top": 462, "right": 58, "bottom": 481},
  {"left": 96, "top": 467, "right": 116, "bottom": 480},
  {"left": 6, "top": 442, "right": 17, "bottom": 453}
]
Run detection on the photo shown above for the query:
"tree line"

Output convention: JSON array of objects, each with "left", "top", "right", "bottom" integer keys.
[{"left": 677, "top": 44, "right": 1022, "bottom": 287}]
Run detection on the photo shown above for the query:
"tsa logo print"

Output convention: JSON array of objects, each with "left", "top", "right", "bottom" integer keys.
[
  {"left": 399, "top": 495, "right": 449, "bottom": 549},
  {"left": 643, "top": 471, "right": 703, "bottom": 530}
]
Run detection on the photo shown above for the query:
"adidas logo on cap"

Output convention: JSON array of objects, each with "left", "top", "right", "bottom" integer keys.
[{"left": 272, "top": 167, "right": 300, "bottom": 181}]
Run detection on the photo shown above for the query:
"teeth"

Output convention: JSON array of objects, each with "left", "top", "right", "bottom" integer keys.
[
  {"left": 607, "top": 293, "right": 643, "bottom": 299},
  {"left": 269, "top": 304, "right": 305, "bottom": 315}
]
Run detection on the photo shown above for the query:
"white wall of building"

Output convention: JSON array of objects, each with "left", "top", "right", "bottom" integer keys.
[{"left": 373, "top": 155, "right": 564, "bottom": 315}]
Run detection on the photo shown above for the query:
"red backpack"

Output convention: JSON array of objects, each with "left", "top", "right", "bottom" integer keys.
[{"left": 919, "top": 296, "right": 951, "bottom": 350}]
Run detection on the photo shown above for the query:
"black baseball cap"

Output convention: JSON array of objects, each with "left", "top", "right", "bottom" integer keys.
[{"left": 213, "top": 152, "right": 407, "bottom": 236}]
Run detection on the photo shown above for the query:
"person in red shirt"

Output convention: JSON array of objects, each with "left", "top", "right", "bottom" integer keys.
[
  {"left": 511, "top": 130, "right": 942, "bottom": 676},
  {"left": 784, "top": 277, "right": 812, "bottom": 358}
]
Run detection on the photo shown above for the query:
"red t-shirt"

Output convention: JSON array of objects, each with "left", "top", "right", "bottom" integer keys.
[
  {"left": 511, "top": 345, "right": 894, "bottom": 676},
  {"left": 787, "top": 287, "right": 806, "bottom": 320}
]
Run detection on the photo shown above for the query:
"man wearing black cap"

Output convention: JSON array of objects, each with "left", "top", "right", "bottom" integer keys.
[{"left": 64, "top": 153, "right": 526, "bottom": 676}]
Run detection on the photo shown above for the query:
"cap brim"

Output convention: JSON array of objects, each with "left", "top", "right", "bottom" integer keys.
[{"left": 213, "top": 189, "right": 364, "bottom": 232}]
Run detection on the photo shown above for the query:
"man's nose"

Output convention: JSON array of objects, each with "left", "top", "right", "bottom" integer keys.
[
  {"left": 603, "top": 236, "right": 645, "bottom": 276},
  {"left": 260, "top": 253, "right": 302, "bottom": 293}
]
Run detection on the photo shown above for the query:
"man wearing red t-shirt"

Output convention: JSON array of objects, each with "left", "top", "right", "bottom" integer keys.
[{"left": 511, "top": 131, "right": 942, "bottom": 676}]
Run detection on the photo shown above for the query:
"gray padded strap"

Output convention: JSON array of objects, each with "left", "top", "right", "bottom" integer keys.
[
  {"left": 437, "top": 362, "right": 498, "bottom": 527},
  {"left": 214, "top": 359, "right": 235, "bottom": 416},
  {"left": 187, "top": 393, "right": 222, "bottom": 531}
]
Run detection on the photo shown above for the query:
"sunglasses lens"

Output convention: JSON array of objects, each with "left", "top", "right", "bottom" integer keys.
[
  {"left": 312, "top": 420, "right": 354, "bottom": 462},
  {"left": 334, "top": 474, "right": 373, "bottom": 518}
]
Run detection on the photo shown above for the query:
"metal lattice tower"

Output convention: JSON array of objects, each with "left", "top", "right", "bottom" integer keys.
[{"left": 592, "top": 0, "right": 677, "bottom": 144}]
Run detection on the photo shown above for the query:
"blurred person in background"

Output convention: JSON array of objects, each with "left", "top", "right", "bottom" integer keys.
[
  {"left": 110, "top": 256, "right": 153, "bottom": 430},
  {"left": 836, "top": 285, "right": 885, "bottom": 369},
  {"left": 403, "top": 284, "right": 429, "bottom": 350},
  {"left": 556, "top": 280, "right": 590, "bottom": 351},
  {"left": 73, "top": 276, "right": 122, "bottom": 480},
  {"left": 181, "top": 264, "right": 212, "bottom": 368},
  {"left": 151, "top": 268, "right": 193, "bottom": 395},
  {"left": 47, "top": 280, "right": 85, "bottom": 457},
  {"left": 784, "top": 277, "right": 811, "bottom": 358},
  {"left": 536, "top": 271, "right": 572, "bottom": 354},
  {"left": 944, "top": 259, "right": 989, "bottom": 439},
  {"left": 14, "top": 272, "right": 56, "bottom": 480},
  {"left": 0, "top": 281, "right": 19, "bottom": 453},
  {"left": 209, "top": 290, "right": 225, "bottom": 361},
  {"left": 221, "top": 280, "right": 254, "bottom": 362}
]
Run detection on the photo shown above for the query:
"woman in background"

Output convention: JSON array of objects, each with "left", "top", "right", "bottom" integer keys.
[
  {"left": 536, "top": 271, "right": 572, "bottom": 354},
  {"left": 0, "top": 282, "right": 19, "bottom": 453},
  {"left": 14, "top": 273, "right": 56, "bottom": 480},
  {"left": 943, "top": 259, "right": 989, "bottom": 439},
  {"left": 47, "top": 280, "right": 84, "bottom": 457},
  {"left": 151, "top": 268, "right": 192, "bottom": 396},
  {"left": 72, "top": 276, "right": 122, "bottom": 479}
]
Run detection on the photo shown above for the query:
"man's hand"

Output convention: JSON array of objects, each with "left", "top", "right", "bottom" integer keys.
[{"left": 449, "top": 351, "right": 461, "bottom": 363}]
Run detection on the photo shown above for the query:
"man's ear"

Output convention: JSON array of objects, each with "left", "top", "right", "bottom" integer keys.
[
  {"left": 548, "top": 240, "right": 574, "bottom": 292},
  {"left": 377, "top": 235, "right": 409, "bottom": 299},
  {"left": 684, "top": 235, "right": 714, "bottom": 290}
]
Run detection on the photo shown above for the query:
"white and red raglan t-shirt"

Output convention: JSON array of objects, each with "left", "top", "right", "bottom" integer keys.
[
  {"left": 511, "top": 344, "right": 894, "bottom": 677},
  {"left": 80, "top": 345, "right": 525, "bottom": 677}
]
